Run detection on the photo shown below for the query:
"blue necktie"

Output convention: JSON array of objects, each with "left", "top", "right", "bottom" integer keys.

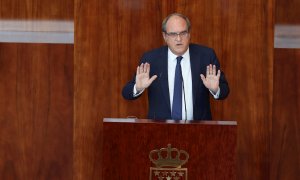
[{"left": 172, "top": 56, "right": 183, "bottom": 120}]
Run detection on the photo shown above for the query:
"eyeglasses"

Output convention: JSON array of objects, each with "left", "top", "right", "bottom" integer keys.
[{"left": 165, "top": 30, "right": 189, "bottom": 38}]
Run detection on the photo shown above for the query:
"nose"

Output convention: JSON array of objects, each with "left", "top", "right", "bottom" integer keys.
[{"left": 175, "top": 34, "right": 182, "bottom": 41}]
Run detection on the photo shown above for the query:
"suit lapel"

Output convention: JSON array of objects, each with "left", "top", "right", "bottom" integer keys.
[
  {"left": 159, "top": 46, "right": 171, "bottom": 111},
  {"left": 190, "top": 46, "right": 199, "bottom": 106}
]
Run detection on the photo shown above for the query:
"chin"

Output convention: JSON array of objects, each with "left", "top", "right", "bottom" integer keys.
[
  {"left": 170, "top": 47, "right": 187, "bottom": 56},
  {"left": 177, "top": 47, "right": 188, "bottom": 54},
  {"left": 175, "top": 49, "right": 186, "bottom": 56}
]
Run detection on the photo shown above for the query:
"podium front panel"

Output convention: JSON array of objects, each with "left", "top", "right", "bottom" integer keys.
[{"left": 103, "top": 118, "right": 237, "bottom": 180}]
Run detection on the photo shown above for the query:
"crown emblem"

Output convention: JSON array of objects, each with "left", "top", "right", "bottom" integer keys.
[{"left": 149, "top": 144, "right": 189, "bottom": 168}]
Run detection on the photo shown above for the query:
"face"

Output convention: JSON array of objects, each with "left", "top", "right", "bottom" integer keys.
[{"left": 163, "top": 15, "right": 190, "bottom": 56}]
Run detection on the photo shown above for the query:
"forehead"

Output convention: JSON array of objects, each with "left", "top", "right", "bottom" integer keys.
[{"left": 165, "top": 16, "right": 188, "bottom": 32}]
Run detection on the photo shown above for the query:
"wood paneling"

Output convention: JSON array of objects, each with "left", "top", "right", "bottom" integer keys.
[
  {"left": 276, "top": 0, "right": 300, "bottom": 24},
  {"left": 180, "top": 1, "right": 274, "bottom": 179},
  {"left": 0, "top": 20, "right": 74, "bottom": 44},
  {"left": 74, "top": 1, "right": 166, "bottom": 178},
  {"left": 275, "top": 25, "right": 300, "bottom": 49},
  {"left": 0, "top": 43, "right": 73, "bottom": 179},
  {"left": 273, "top": 0, "right": 300, "bottom": 179},
  {"left": 271, "top": 49, "right": 300, "bottom": 180},
  {"left": 0, "top": 0, "right": 73, "bottom": 19},
  {"left": 275, "top": 0, "right": 300, "bottom": 49},
  {"left": 103, "top": 119, "right": 237, "bottom": 179},
  {"left": 74, "top": 0, "right": 273, "bottom": 179}
]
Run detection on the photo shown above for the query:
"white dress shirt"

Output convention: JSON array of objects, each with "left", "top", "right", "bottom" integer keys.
[{"left": 168, "top": 49, "right": 194, "bottom": 120}]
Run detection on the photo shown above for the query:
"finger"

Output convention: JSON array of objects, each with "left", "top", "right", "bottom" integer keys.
[
  {"left": 149, "top": 75, "right": 158, "bottom": 83},
  {"left": 209, "top": 64, "right": 213, "bottom": 75},
  {"left": 138, "top": 63, "right": 144, "bottom": 74},
  {"left": 136, "top": 66, "right": 140, "bottom": 75},
  {"left": 206, "top": 65, "right": 209, "bottom": 76},
  {"left": 141, "top": 63, "right": 145, "bottom": 73},
  {"left": 212, "top": 65, "right": 216, "bottom": 75},
  {"left": 145, "top": 63, "right": 150, "bottom": 74},
  {"left": 200, "top": 74, "right": 206, "bottom": 82},
  {"left": 216, "top": 70, "right": 221, "bottom": 79},
  {"left": 143, "top": 63, "right": 147, "bottom": 73}
]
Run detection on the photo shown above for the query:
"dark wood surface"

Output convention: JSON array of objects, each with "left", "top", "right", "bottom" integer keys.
[
  {"left": 276, "top": 0, "right": 300, "bottom": 24},
  {"left": 0, "top": 0, "right": 73, "bottom": 19},
  {"left": 272, "top": 0, "right": 300, "bottom": 179},
  {"left": 103, "top": 118, "right": 237, "bottom": 179},
  {"left": 74, "top": 0, "right": 273, "bottom": 179},
  {"left": 0, "top": 43, "right": 74, "bottom": 180},
  {"left": 271, "top": 49, "right": 300, "bottom": 180},
  {"left": 74, "top": 1, "right": 164, "bottom": 179},
  {"left": 105, "top": 118, "right": 237, "bottom": 125}
]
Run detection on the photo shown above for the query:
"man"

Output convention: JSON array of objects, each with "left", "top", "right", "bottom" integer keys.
[{"left": 122, "top": 13, "right": 229, "bottom": 120}]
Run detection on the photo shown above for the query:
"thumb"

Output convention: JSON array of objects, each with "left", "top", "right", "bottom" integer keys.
[
  {"left": 149, "top": 75, "right": 158, "bottom": 83},
  {"left": 200, "top": 74, "right": 206, "bottom": 82}
]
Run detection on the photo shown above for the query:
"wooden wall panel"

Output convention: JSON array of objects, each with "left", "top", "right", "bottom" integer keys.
[
  {"left": 271, "top": 49, "right": 300, "bottom": 180},
  {"left": 75, "top": 0, "right": 273, "bottom": 180},
  {"left": 275, "top": 0, "right": 300, "bottom": 24},
  {"left": 179, "top": 1, "right": 274, "bottom": 179},
  {"left": 0, "top": 0, "right": 73, "bottom": 19},
  {"left": 0, "top": 43, "right": 73, "bottom": 180},
  {"left": 273, "top": 0, "right": 300, "bottom": 179},
  {"left": 74, "top": 1, "right": 165, "bottom": 179},
  {"left": 157, "top": 0, "right": 272, "bottom": 178}
]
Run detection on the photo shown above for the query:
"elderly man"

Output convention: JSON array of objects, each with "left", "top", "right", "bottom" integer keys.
[{"left": 122, "top": 13, "right": 229, "bottom": 120}]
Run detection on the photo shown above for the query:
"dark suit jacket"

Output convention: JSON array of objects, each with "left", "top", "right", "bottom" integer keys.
[{"left": 122, "top": 44, "right": 229, "bottom": 120}]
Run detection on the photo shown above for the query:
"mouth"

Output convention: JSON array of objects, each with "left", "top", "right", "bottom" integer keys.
[{"left": 176, "top": 43, "right": 183, "bottom": 46}]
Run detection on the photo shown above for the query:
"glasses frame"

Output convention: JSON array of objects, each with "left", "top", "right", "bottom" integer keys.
[{"left": 164, "top": 30, "right": 189, "bottom": 38}]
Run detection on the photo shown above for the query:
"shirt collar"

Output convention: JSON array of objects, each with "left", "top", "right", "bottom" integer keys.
[{"left": 168, "top": 48, "right": 190, "bottom": 62}]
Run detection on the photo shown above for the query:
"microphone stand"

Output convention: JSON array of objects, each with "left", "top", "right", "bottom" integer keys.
[{"left": 181, "top": 75, "right": 187, "bottom": 123}]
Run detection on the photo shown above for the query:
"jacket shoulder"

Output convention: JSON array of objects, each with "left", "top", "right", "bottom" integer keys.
[
  {"left": 189, "top": 43, "right": 214, "bottom": 53},
  {"left": 143, "top": 46, "right": 167, "bottom": 56},
  {"left": 139, "top": 46, "right": 167, "bottom": 64}
]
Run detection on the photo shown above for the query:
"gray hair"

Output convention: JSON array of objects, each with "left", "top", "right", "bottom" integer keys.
[{"left": 162, "top": 13, "right": 191, "bottom": 32}]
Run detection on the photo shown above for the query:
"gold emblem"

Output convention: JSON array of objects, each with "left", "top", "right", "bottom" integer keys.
[{"left": 149, "top": 144, "right": 189, "bottom": 180}]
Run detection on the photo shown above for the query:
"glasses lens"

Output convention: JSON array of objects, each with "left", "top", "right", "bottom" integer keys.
[
  {"left": 169, "top": 32, "right": 177, "bottom": 38},
  {"left": 180, "top": 31, "right": 188, "bottom": 36},
  {"left": 166, "top": 31, "right": 188, "bottom": 38}
]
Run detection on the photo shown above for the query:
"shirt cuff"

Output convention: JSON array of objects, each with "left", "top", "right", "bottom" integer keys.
[
  {"left": 209, "top": 87, "right": 220, "bottom": 99},
  {"left": 133, "top": 84, "right": 144, "bottom": 97}
]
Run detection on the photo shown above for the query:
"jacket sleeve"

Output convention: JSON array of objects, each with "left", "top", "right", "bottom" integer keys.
[
  {"left": 122, "top": 54, "right": 148, "bottom": 100},
  {"left": 210, "top": 49, "right": 230, "bottom": 100},
  {"left": 122, "top": 75, "right": 141, "bottom": 100}
]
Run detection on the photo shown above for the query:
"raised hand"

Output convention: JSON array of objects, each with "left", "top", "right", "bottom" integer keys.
[
  {"left": 200, "top": 64, "right": 220, "bottom": 93},
  {"left": 135, "top": 63, "right": 157, "bottom": 91}
]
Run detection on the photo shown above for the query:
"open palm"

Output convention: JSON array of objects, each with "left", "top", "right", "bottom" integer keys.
[
  {"left": 200, "top": 64, "right": 220, "bottom": 93},
  {"left": 135, "top": 63, "right": 157, "bottom": 91}
]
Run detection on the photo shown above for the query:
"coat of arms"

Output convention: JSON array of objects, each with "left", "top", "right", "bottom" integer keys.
[{"left": 149, "top": 144, "right": 189, "bottom": 180}]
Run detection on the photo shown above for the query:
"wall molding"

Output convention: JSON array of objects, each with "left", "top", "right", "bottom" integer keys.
[
  {"left": 275, "top": 24, "right": 300, "bottom": 49},
  {"left": 0, "top": 20, "right": 73, "bottom": 44}
]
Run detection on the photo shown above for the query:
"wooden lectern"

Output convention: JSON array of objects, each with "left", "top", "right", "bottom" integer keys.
[{"left": 103, "top": 118, "right": 237, "bottom": 179}]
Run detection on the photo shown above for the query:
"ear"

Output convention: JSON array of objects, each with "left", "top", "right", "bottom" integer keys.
[
  {"left": 162, "top": 32, "right": 167, "bottom": 42},
  {"left": 187, "top": 31, "right": 191, "bottom": 40}
]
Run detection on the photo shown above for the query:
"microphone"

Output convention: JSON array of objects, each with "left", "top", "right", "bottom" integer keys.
[
  {"left": 181, "top": 70, "right": 187, "bottom": 122},
  {"left": 159, "top": 72, "right": 163, "bottom": 80},
  {"left": 153, "top": 72, "right": 162, "bottom": 120}
]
